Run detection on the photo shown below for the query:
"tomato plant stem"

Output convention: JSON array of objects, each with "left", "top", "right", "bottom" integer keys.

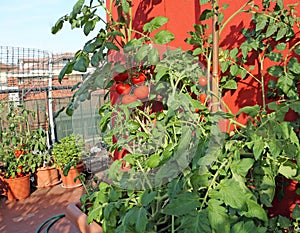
[{"left": 200, "top": 160, "right": 227, "bottom": 210}]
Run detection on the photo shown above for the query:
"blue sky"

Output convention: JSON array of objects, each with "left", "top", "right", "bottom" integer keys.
[{"left": 0, "top": 0, "right": 105, "bottom": 54}]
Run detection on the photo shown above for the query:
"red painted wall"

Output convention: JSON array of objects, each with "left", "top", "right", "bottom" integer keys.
[
  {"left": 108, "top": 0, "right": 300, "bottom": 123},
  {"left": 113, "top": 0, "right": 299, "bottom": 123}
]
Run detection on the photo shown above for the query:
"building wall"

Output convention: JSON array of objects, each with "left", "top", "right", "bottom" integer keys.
[{"left": 108, "top": 0, "right": 300, "bottom": 123}]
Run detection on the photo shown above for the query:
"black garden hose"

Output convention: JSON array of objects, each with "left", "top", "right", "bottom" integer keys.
[{"left": 35, "top": 213, "right": 65, "bottom": 233}]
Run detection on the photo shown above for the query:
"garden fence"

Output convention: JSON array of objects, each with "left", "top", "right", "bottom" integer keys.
[{"left": 0, "top": 46, "right": 107, "bottom": 153}]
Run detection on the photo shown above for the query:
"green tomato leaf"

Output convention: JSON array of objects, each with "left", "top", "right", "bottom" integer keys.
[
  {"left": 193, "top": 47, "right": 204, "bottom": 56},
  {"left": 229, "top": 48, "right": 238, "bottom": 59},
  {"left": 288, "top": 57, "right": 300, "bottom": 74},
  {"left": 255, "top": 14, "right": 268, "bottom": 31},
  {"left": 154, "top": 30, "right": 175, "bottom": 44},
  {"left": 236, "top": 105, "right": 260, "bottom": 117},
  {"left": 163, "top": 192, "right": 200, "bottom": 215},
  {"left": 290, "top": 101, "right": 300, "bottom": 115},
  {"left": 199, "top": 9, "right": 214, "bottom": 21},
  {"left": 265, "top": 23, "right": 278, "bottom": 38},
  {"left": 242, "top": 199, "right": 268, "bottom": 222},
  {"left": 278, "top": 160, "right": 298, "bottom": 179},
  {"left": 222, "top": 79, "right": 237, "bottom": 90},
  {"left": 292, "top": 204, "right": 300, "bottom": 219},
  {"left": 136, "top": 44, "right": 150, "bottom": 62},
  {"left": 268, "top": 139, "right": 281, "bottom": 158},
  {"left": 230, "top": 64, "right": 239, "bottom": 76},
  {"left": 122, "top": 206, "right": 147, "bottom": 233},
  {"left": 143, "top": 16, "right": 169, "bottom": 33},
  {"left": 177, "top": 210, "right": 211, "bottom": 233},
  {"left": 135, "top": 207, "right": 147, "bottom": 233},
  {"left": 200, "top": 0, "right": 210, "bottom": 4},
  {"left": 276, "top": 25, "right": 287, "bottom": 41},
  {"left": 140, "top": 190, "right": 157, "bottom": 207},
  {"left": 146, "top": 154, "right": 160, "bottom": 168},
  {"left": 148, "top": 47, "right": 160, "bottom": 65},
  {"left": 121, "top": 0, "right": 130, "bottom": 14},
  {"left": 232, "top": 220, "right": 266, "bottom": 233},
  {"left": 294, "top": 46, "right": 300, "bottom": 55},
  {"left": 207, "top": 200, "right": 230, "bottom": 233},
  {"left": 266, "top": 52, "right": 283, "bottom": 62},
  {"left": 253, "top": 139, "right": 264, "bottom": 160},
  {"left": 267, "top": 65, "right": 284, "bottom": 77},
  {"left": 123, "top": 38, "right": 142, "bottom": 53},
  {"left": 276, "top": 43, "right": 287, "bottom": 51},
  {"left": 277, "top": 73, "right": 294, "bottom": 94},
  {"left": 230, "top": 158, "right": 254, "bottom": 177},
  {"left": 217, "top": 179, "right": 248, "bottom": 210}
]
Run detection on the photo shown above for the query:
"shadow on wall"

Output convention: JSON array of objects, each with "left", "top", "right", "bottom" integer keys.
[{"left": 133, "top": 0, "right": 163, "bottom": 33}]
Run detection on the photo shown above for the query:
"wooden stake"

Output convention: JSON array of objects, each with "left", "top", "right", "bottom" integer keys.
[{"left": 211, "top": 0, "right": 220, "bottom": 113}]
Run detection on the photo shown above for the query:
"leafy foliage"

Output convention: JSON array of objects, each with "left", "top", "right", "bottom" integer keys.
[
  {"left": 0, "top": 103, "right": 49, "bottom": 178},
  {"left": 54, "top": 0, "right": 300, "bottom": 232}
]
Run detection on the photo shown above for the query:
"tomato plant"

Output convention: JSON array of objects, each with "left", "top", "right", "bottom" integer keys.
[
  {"left": 133, "top": 85, "right": 149, "bottom": 99},
  {"left": 131, "top": 72, "right": 146, "bottom": 85},
  {"left": 54, "top": 0, "right": 300, "bottom": 232},
  {"left": 115, "top": 83, "right": 131, "bottom": 95}
]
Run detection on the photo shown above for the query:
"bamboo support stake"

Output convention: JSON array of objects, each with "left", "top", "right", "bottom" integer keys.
[{"left": 211, "top": 0, "right": 220, "bottom": 113}]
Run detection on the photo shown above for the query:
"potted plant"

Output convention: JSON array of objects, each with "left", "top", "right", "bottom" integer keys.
[
  {"left": 30, "top": 127, "right": 61, "bottom": 188},
  {"left": 0, "top": 102, "right": 34, "bottom": 200},
  {"left": 53, "top": 0, "right": 300, "bottom": 231},
  {"left": 51, "top": 134, "right": 86, "bottom": 188}
]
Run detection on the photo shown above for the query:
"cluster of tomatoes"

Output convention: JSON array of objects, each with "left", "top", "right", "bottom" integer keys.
[
  {"left": 14, "top": 149, "right": 25, "bottom": 177},
  {"left": 14, "top": 149, "right": 24, "bottom": 158},
  {"left": 114, "top": 71, "right": 150, "bottom": 104},
  {"left": 195, "top": 75, "right": 208, "bottom": 113},
  {"left": 114, "top": 70, "right": 208, "bottom": 110}
]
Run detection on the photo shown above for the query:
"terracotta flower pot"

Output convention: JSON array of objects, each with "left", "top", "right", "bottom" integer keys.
[
  {"left": 66, "top": 201, "right": 103, "bottom": 233},
  {"left": 34, "top": 166, "right": 61, "bottom": 188},
  {"left": 59, "top": 163, "right": 84, "bottom": 188},
  {"left": 3, "top": 174, "right": 31, "bottom": 201}
]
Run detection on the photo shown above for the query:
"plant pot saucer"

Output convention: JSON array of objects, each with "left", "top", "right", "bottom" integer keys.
[
  {"left": 61, "top": 182, "right": 83, "bottom": 189},
  {"left": 33, "top": 179, "right": 62, "bottom": 189}
]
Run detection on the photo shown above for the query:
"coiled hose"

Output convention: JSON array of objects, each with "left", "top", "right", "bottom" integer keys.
[{"left": 35, "top": 213, "right": 65, "bottom": 233}]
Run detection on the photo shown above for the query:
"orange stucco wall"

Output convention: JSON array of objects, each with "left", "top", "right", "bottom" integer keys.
[
  {"left": 126, "top": 0, "right": 299, "bottom": 121},
  {"left": 108, "top": 0, "right": 300, "bottom": 122}
]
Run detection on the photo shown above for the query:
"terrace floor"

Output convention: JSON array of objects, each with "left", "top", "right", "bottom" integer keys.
[
  {"left": 0, "top": 182, "right": 85, "bottom": 233},
  {"left": 0, "top": 151, "right": 110, "bottom": 233}
]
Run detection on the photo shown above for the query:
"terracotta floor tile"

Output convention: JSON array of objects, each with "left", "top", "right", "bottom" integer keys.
[{"left": 0, "top": 184, "right": 85, "bottom": 233}]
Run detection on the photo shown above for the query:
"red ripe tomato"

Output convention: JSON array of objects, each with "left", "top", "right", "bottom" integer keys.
[
  {"left": 131, "top": 72, "right": 146, "bottom": 85},
  {"left": 113, "top": 72, "right": 129, "bottom": 82},
  {"left": 198, "top": 76, "right": 208, "bottom": 86},
  {"left": 199, "top": 93, "right": 207, "bottom": 104},
  {"left": 116, "top": 83, "right": 131, "bottom": 95},
  {"left": 133, "top": 85, "right": 149, "bottom": 99},
  {"left": 122, "top": 95, "right": 137, "bottom": 105}
]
